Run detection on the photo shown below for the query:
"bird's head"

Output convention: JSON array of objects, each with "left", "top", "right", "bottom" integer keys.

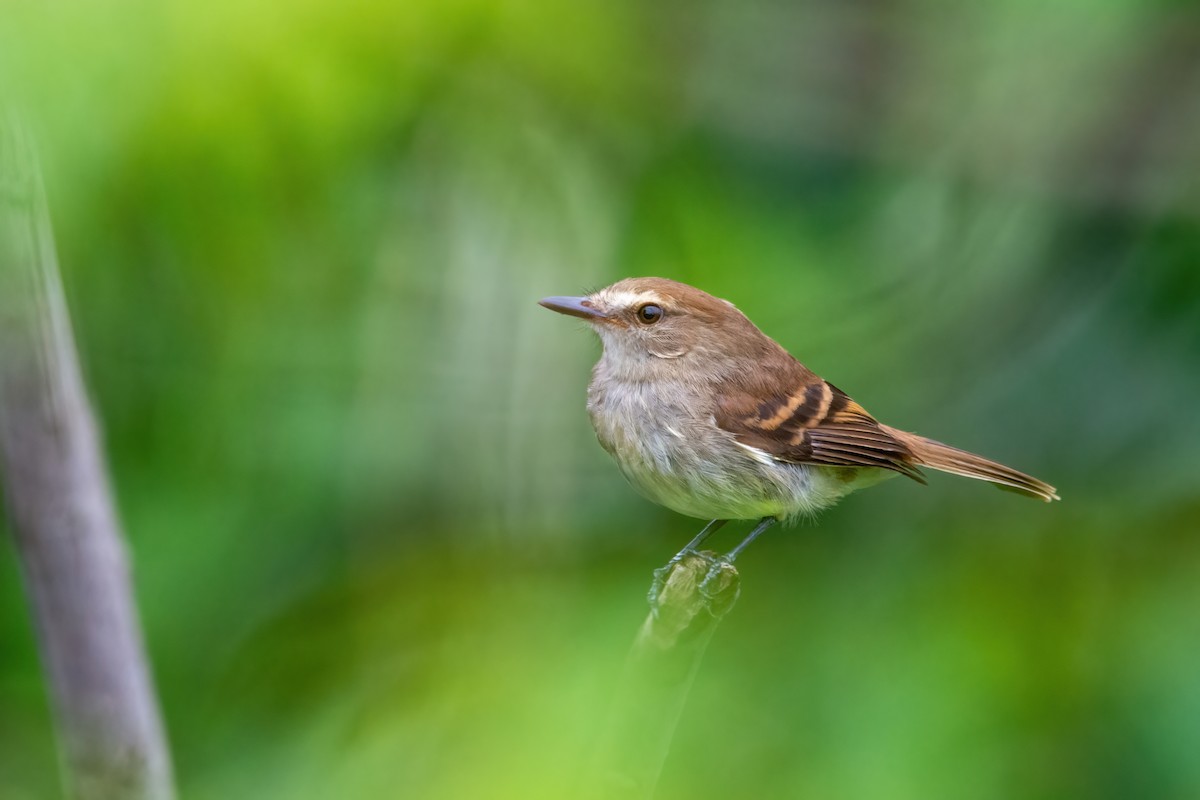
[{"left": 539, "top": 277, "right": 775, "bottom": 380}]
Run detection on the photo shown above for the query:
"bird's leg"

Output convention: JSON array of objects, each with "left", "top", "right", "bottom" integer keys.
[
  {"left": 699, "top": 516, "right": 778, "bottom": 599},
  {"left": 726, "top": 516, "right": 778, "bottom": 561},
  {"left": 648, "top": 519, "right": 728, "bottom": 606}
]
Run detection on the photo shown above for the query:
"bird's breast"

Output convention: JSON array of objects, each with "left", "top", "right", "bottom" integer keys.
[
  {"left": 586, "top": 376, "right": 791, "bottom": 519},
  {"left": 587, "top": 378, "right": 699, "bottom": 469}
]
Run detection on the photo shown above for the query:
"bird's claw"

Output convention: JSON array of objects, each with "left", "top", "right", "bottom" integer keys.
[
  {"left": 698, "top": 559, "right": 729, "bottom": 596},
  {"left": 648, "top": 550, "right": 740, "bottom": 620},
  {"left": 698, "top": 558, "right": 741, "bottom": 616},
  {"left": 647, "top": 563, "right": 673, "bottom": 606},
  {"left": 648, "top": 550, "right": 706, "bottom": 606},
  {"left": 648, "top": 551, "right": 710, "bottom": 606}
]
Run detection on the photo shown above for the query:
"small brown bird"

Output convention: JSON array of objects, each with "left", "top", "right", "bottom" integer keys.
[{"left": 540, "top": 277, "right": 1058, "bottom": 572}]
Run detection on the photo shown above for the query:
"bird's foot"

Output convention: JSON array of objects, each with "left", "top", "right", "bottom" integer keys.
[
  {"left": 648, "top": 519, "right": 730, "bottom": 607},
  {"left": 645, "top": 550, "right": 741, "bottom": 630},
  {"left": 647, "top": 565, "right": 671, "bottom": 607},
  {"left": 698, "top": 557, "right": 741, "bottom": 617},
  {"left": 648, "top": 549, "right": 713, "bottom": 606}
]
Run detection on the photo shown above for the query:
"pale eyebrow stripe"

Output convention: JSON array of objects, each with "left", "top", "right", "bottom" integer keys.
[{"left": 603, "top": 290, "right": 664, "bottom": 308}]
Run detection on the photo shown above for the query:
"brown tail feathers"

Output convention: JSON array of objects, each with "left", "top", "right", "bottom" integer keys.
[{"left": 885, "top": 427, "right": 1060, "bottom": 502}]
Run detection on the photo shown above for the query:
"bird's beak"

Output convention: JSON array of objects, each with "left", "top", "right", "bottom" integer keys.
[{"left": 538, "top": 296, "right": 608, "bottom": 321}]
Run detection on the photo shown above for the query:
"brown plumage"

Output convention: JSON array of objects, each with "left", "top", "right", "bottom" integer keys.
[
  {"left": 541, "top": 277, "right": 1059, "bottom": 524},
  {"left": 714, "top": 360, "right": 1058, "bottom": 501},
  {"left": 886, "top": 428, "right": 1059, "bottom": 501}
]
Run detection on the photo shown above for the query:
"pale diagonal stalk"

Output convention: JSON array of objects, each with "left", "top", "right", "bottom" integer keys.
[
  {"left": 587, "top": 552, "right": 741, "bottom": 799},
  {"left": 0, "top": 114, "right": 175, "bottom": 800}
]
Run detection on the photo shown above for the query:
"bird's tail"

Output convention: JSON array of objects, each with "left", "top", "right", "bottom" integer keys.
[{"left": 884, "top": 426, "right": 1060, "bottom": 502}]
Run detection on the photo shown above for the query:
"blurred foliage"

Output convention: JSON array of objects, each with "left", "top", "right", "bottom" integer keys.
[{"left": 2, "top": 0, "right": 1200, "bottom": 798}]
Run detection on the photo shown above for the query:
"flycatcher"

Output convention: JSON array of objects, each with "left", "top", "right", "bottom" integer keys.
[{"left": 540, "top": 278, "right": 1058, "bottom": 575}]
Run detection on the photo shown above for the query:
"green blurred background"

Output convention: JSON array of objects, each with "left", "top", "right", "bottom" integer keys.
[{"left": 2, "top": 1, "right": 1199, "bottom": 798}]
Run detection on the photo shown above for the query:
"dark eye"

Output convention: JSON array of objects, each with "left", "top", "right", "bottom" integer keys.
[{"left": 636, "top": 304, "right": 664, "bottom": 324}]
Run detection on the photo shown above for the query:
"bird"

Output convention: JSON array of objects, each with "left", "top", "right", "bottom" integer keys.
[{"left": 540, "top": 277, "right": 1058, "bottom": 590}]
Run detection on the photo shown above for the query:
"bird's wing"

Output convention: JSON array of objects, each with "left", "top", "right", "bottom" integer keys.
[{"left": 713, "top": 370, "right": 927, "bottom": 483}]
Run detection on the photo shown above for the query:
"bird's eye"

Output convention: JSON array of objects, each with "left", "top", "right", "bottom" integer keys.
[{"left": 636, "top": 304, "right": 664, "bottom": 324}]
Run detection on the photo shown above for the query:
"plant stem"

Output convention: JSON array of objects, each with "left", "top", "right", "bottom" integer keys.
[
  {"left": 0, "top": 115, "right": 175, "bottom": 800},
  {"left": 588, "top": 554, "right": 740, "bottom": 799}
]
